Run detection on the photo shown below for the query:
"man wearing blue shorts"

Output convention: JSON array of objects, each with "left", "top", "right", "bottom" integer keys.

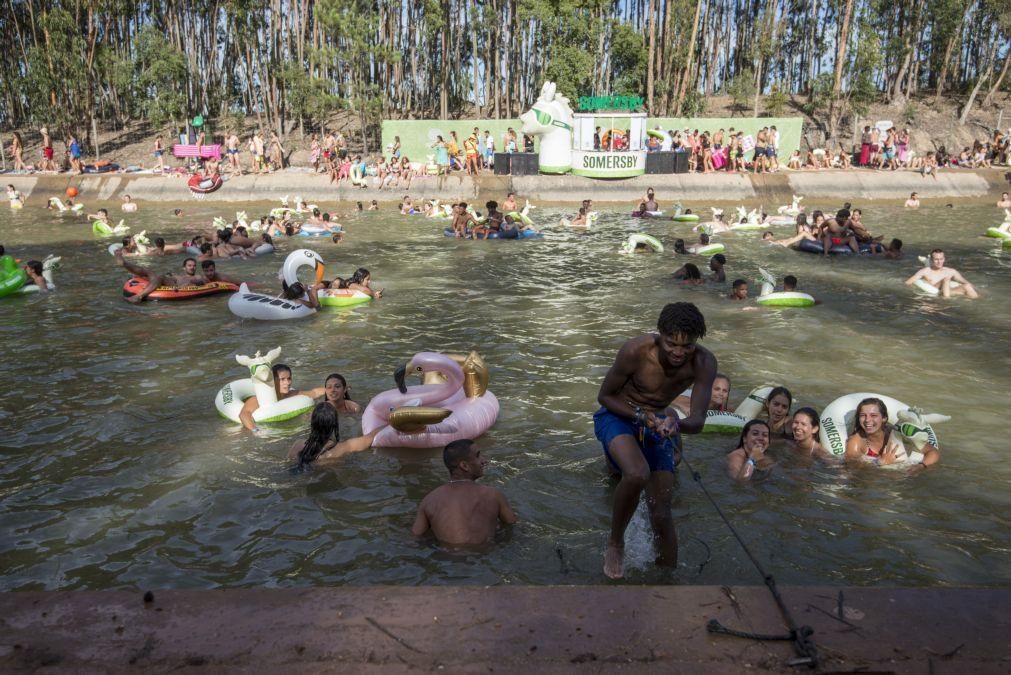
[{"left": 595, "top": 302, "right": 717, "bottom": 578}]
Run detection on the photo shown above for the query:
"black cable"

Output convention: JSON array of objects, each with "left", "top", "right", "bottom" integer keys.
[{"left": 681, "top": 452, "right": 818, "bottom": 669}]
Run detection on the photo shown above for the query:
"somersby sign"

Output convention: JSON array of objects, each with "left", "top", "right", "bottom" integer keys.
[{"left": 571, "top": 149, "right": 645, "bottom": 178}]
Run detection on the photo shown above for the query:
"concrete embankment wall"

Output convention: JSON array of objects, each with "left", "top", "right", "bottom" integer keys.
[{"left": 7, "top": 168, "right": 1008, "bottom": 206}]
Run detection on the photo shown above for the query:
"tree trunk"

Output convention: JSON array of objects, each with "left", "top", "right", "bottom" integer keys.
[
  {"left": 983, "top": 42, "right": 1011, "bottom": 108},
  {"left": 959, "top": 39, "right": 998, "bottom": 125},
  {"left": 646, "top": 0, "right": 656, "bottom": 112},
  {"left": 934, "top": 33, "right": 959, "bottom": 105},
  {"left": 675, "top": 0, "right": 704, "bottom": 114}
]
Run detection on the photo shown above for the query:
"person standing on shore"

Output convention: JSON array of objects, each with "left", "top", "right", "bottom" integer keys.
[
  {"left": 594, "top": 302, "right": 717, "bottom": 578},
  {"left": 9, "top": 132, "right": 26, "bottom": 172},
  {"left": 268, "top": 132, "right": 284, "bottom": 171},
  {"left": 152, "top": 135, "right": 165, "bottom": 173},
  {"left": 40, "top": 127, "right": 56, "bottom": 172},
  {"left": 225, "top": 131, "right": 241, "bottom": 175},
  {"left": 252, "top": 130, "right": 265, "bottom": 174}
]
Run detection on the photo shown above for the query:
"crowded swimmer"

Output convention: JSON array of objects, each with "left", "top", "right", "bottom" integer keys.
[
  {"left": 411, "top": 439, "right": 517, "bottom": 547},
  {"left": 319, "top": 267, "right": 384, "bottom": 299},
  {"left": 844, "top": 397, "right": 939, "bottom": 471},
  {"left": 287, "top": 402, "right": 377, "bottom": 465},
  {"left": 727, "top": 278, "right": 748, "bottom": 300},
  {"left": 757, "top": 386, "right": 793, "bottom": 439},
  {"left": 321, "top": 373, "right": 362, "bottom": 414},
  {"left": 904, "top": 192, "right": 920, "bottom": 208},
  {"left": 789, "top": 407, "right": 836, "bottom": 462},
  {"left": 905, "top": 248, "right": 979, "bottom": 298},
  {"left": 673, "top": 372, "right": 734, "bottom": 414},
  {"left": 726, "top": 419, "right": 774, "bottom": 481},
  {"left": 998, "top": 192, "right": 1011, "bottom": 208},
  {"left": 595, "top": 302, "right": 716, "bottom": 578},
  {"left": 244, "top": 364, "right": 325, "bottom": 433},
  {"left": 7, "top": 184, "right": 24, "bottom": 207},
  {"left": 115, "top": 249, "right": 239, "bottom": 303},
  {"left": 121, "top": 195, "right": 138, "bottom": 212}
]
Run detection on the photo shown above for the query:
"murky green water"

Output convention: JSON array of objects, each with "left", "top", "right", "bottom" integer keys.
[{"left": 1, "top": 196, "right": 1009, "bottom": 590}]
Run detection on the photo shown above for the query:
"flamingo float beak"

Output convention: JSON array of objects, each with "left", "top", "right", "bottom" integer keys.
[{"left": 395, "top": 363, "right": 408, "bottom": 393}]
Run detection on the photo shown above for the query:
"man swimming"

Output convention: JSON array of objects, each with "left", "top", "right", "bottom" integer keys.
[
  {"left": 997, "top": 192, "right": 1010, "bottom": 208},
  {"left": 905, "top": 248, "right": 979, "bottom": 298},
  {"left": 411, "top": 439, "right": 517, "bottom": 547},
  {"left": 595, "top": 302, "right": 717, "bottom": 578},
  {"left": 728, "top": 278, "right": 748, "bottom": 300},
  {"left": 115, "top": 249, "right": 205, "bottom": 303},
  {"left": 904, "top": 192, "right": 920, "bottom": 208}
]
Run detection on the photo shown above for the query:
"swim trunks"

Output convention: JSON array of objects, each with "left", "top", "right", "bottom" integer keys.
[
  {"left": 831, "top": 237, "right": 844, "bottom": 245},
  {"left": 43, "top": 146, "right": 54, "bottom": 160},
  {"left": 593, "top": 407, "right": 681, "bottom": 473}
]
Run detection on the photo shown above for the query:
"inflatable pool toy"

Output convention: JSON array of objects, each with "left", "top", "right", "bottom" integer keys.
[
  {"left": 228, "top": 249, "right": 326, "bottom": 320},
  {"left": 819, "top": 392, "right": 948, "bottom": 463},
  {"left": 214, "top": 347, "right": 315, "bottom": 425},
  {"left": 318, "top": 288, "right": 372, "bottom": 308},
  {"left": 253, "top": 243, "right": 275, "bottom": 256},
  {"left": 66, "top": 186, "right": 79, "bottom": 198},
  {"left": 92, "top": 220, "right": 129, "bottom": 236},
  {"left": 796, "top": 239, "right": 882, "bottom": 255},
  {"left": 228, "top": 283, "right": 318, "bottom": 319},
  {"left": 519, "top": 81, "right": 575, "bottom": 174},
  {"left": 559, "top": 211, "right": 599, "bottom": 228},
  {"left": 631, "top": 210, "right": 664, "bottom": 218},
  {"left": 188, "top": 174, "right": 222, "bottom": 194},
  {"left": 620, "top": 233, "right": 664, "bottom": 254},
  {"left": 674, "top": 385, "right": 777, "bottom": 434},
  {"left": 298, "top": 224, "right": 341, "bottom": 237},
  {"left": 672, "top": 213, "right": 700, "bottom": 222},
  {"left": 777, "top": 195, "right": 804, "bottom": 216},
  {"left": 645, "top": 128, "right": 667, "bottom": 140},
  {"left": 48, "top": 197, "right": 84, "bottom": 214},
  {"left": 985, "top": 209, "right": 1011, "bottom": 238},
  {"left": 690, "top": 242, "right": 725, "bottom": 256},
  {"left": 0, "top": 255, "right": 27, "bottom": 297},
  {"left": 15, "top": 255, "right": 61, "bottom": 294},
  {"left": 108, "top": 231, "right": 152, "bottom": 256},
  {"left": 1003, "top": 239, "right": 1011, "bottom": 251},
  {"left": 913, "top": 278, "right": 961, "bottom": 296},
  {"left": 122, "top": 277, "right": 238, "bottom": 300},
  {"left": 756, "top": 267, "right": 815, "bottom": 308},
  {"left": 764, "top": 215, "right": 796, "bottom": 226},
  {"left": 362, "top": 351, "right": 499, "bottom": 448}
]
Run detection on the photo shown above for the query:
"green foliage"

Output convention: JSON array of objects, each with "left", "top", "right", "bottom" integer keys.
[
  {"left": 22, "top": 9, "right": 91, "bottom": 132},
  {"left": 726, "top": 69, "right": 756, "bottom": 111},
  {"left": 281, "top": 62, "right": 340, "bottom": 131},
  {"left": 765, "top": 83, "right": 789, "bottom": 116},
  {"left": 545, "top": 46, "right": 594, "bottom": 103},
  {"left": 610, "top": 23, "right": 645, "bottom": 96},
  {"left": 846, "top": 21, "right": 882, "bottom": 116},
  {"left": 801, "top": 73, "right": 834, "bottom": 116},
  {"left": 680, "top": 90, "right": 707, "bottom": 117},
  {"left": 133, "top": 26, "right": 188, "bottom": 128},
  {"left": 902, "top": 101, "right": 919, "bottom": 125}
]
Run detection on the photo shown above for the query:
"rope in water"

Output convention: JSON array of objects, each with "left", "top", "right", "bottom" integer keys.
[{"left": 680, "top": 451, "right": 819, "bottom": 669}]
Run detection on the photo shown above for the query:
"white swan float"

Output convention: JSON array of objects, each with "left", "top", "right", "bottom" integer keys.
[
  {"left": 16, "top": 255, "right": 61, "bottom": 294},
  {"left": 47, "top": 197, "right": 84, "bottom": 214},
  {"left": 777, "top": 195, "right": 804, "bottom": 216},
  {"left": 756, "top": 267, "right": 815, "bottom": 307},
  {"left": 227, "top": 249, "right": 325, "bottom": 320},
  {"left": 214, "top": 347, "right": 315, "bottom": 424}
]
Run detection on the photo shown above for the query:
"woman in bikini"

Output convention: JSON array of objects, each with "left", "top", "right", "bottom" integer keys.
[
  {"left": 726, "top": 419, "right": 774, "bottom": 481},
  {"left": 789, "top": 407, "right": 836, "bottom": 462},
  {"left": 844, "top": 398, "right": 939, "bottom": 469}
]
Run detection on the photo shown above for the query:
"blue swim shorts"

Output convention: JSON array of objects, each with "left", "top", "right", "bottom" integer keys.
[{"left": 593, "top": 407, "right": 681, "bottom": 473}]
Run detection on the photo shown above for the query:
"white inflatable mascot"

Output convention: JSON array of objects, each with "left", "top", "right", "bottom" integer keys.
[{"left": 520, "top": 81, "right": 575, "bottom": 174}]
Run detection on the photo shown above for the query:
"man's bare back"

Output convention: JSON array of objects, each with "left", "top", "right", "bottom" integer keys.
[{"left": 414, "top": 482, "right": 514, "bottom": 546}]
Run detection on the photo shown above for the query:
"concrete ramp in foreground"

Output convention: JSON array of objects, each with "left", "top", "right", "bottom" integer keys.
[{"left": 1, "top": 586, "right": 1006, "bottom": 672}]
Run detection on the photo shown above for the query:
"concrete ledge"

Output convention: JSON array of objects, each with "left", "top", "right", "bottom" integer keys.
[
  {"left": 6, "top": 168, "right": 1009, "bottom": 205},
  {"left": 1, "top": 586, "right": 1006, "bottom": 672}
]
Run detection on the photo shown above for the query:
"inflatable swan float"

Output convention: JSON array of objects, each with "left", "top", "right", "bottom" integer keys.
[
  {"left": 214, "top": 346, "right": 315, "bottom": 425},
  {"left": 108, "top": 231, "right": 152, "bottom": 256},
  {"left": 984, "top": 209, "right": 1011, "bottom": 240},
  {"left": 362, "top": 351, "right": 499, "bottom": 448},
  {"left": 47, "top": 197, "right": 84, "bottom": 214},
  {"left": 228, "top": 249, "right": 326, "bottom": 320}
]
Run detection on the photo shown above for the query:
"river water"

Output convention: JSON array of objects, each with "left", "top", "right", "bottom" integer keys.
[{"left": 1, "top": 197, "right": 1009, "bottom": 590}]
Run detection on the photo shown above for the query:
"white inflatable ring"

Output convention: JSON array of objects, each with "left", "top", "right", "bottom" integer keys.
[
  {"left": 692, "top": 243, "right": 726, "bottom": 255},
  {"left": 913, "top": 278, "right": 961, "bottom": 296},
  {"left": 819, "top": 392, "right": 941, "bottom": 463},
  {"left": 621, "top": 233, "right": 664, "bottom": 254},
  {"left": 984, "top": 227, "right": 1011, "bottom": 240},
  {"left": 214, "top": 378, "right": 315, "bottom": 423},
  {"left": 228, "top": 283, "right": 317, "bottom": 320},
  {"left": 254, "top": 243, "right": 275, "bottom": 256},
  {"left": 676, "top": 385, "right": 774, "bottom": 433}
]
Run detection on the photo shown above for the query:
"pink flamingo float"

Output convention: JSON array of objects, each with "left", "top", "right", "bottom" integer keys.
[{"left": 362, "top": 351, "right": 499, "bottom": 448}]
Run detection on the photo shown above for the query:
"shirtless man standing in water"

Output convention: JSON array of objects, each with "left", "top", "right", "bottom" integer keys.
[
  {"left": 595, "top": 302, "right": 716, "bottom": 578},
  {"left": 412, "top": 439, "right": 517, "bottom": 546},
  {"left": 905, "top": 248, "right": 980, "bottom": 298}
]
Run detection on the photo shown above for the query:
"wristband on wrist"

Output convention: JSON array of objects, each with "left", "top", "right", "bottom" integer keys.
[{"left": 745, "top": 458, "right": 756, "bottom": 467}]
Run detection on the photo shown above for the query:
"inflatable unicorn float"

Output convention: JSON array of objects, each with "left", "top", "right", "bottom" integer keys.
[
  {"left": 47, "top": 197, "right": 84, "bottom": 214},
  {"left": 362, "top": 351, "right": 499, "bottom": 448},
  {"left": 215, "top": 346, "right": 316, "bottom": 425},
  {"left": 777, "top": 195, "right": 805, "bottom": 216},
  {"left": 520, "top": 81, "right": 575, "bottom": 174}
]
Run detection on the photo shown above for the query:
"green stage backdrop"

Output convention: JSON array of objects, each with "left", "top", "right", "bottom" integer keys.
[{"left": 381, "top": 117, "right": 804, "bottom": 167}]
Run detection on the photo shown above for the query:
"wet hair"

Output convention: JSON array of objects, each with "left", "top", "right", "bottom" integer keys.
[
  {"left": 657, "top": 302, "right": 707, "bottom": 340},
  {"left": 852, "top": 397, "right": 889, "bottom": 437},
  {"left": 297, "top": 403, "right": 341, "bottom": 467},
  {"left": 262, "top": 233, "right": 273, "bottom": 244},
  {"left": 762, "top": 231, "right": 775, "bottom": 240},
  {"left": 155, "top": 237, "right": 166, "bottom": 248},
  {"left": 699, "top": 233, "right": 710, "bottom": 244},
  {"left": 930, "top": 248, "right": 944, "bottom": 256},
  {"left": 236, "top": 226, "right": 247, "bottom": 236},
  {"left": 324, "top": 373, "right": 352, "bottom": 401},
  {"left": 281, "top": 280, "right": 306, "bottom": 300},
  {"left": 284, "top": 224, "right": 295, "bottom": 236},
  {"left": 321, "top": 212, "right": 330, "bottom": 222},
  {"left": 272, "top": 363, "right": 293, "bottom": 399},
  {"left": 683, "top": 263, "right": 702, "bottom": 280},
  {"left": 217, "top": 228, "right": 232, "bottom": 243},
  {"left": 122, "top": 236, "right": 132, "bottom": 247},
  {"left": 486, "top": 200, "right": 498, "bottom": 211},
  {"left": 835, "top": 209, "right": 850, "bottom": 223},
  {"left": 732, "top": 278, "right": 747, "bottom": 290},
  {"left": 793, "top": 406, "right": 820, "bottom": 432},
  {"left": 200, "top": 260, "right": 215, "bottom": 270},
  {"left": 357, "top": 201, "right": 363, "bottom": 210},
  {"left": 888, "top": 238, "right": 902, "bottom": 251},
  {"left": 765, "top": 386, "right": 793, "bottom": 414},
  {"left": 443, "top": 438, "right": 475, "bottom": 473},
  {"left": 796, "top": 213, "right": 808, "bottom": 227},
  {"left": 26, "top": 260, "right": 42, "bottom": 275},
  {"left": 348, "top": 267, "right": 370, "bottom": 285},
  {"left": 182, "top": 257, "right": 197, "bottom": 267},
  {"left": 735, "top": 419, "right": 770, "bottom": 451},
  {"left": 783, "top": 275, "right": 797, "bottom": 290},
  {"left": 711, "top": 253, "right": 726, "bottom": 265},
  {"left": 199, "top": 243, "right": 213, "bottom": 254},
  {"left": 674, "top": 239, "right": 686, "bottom": 254}
]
